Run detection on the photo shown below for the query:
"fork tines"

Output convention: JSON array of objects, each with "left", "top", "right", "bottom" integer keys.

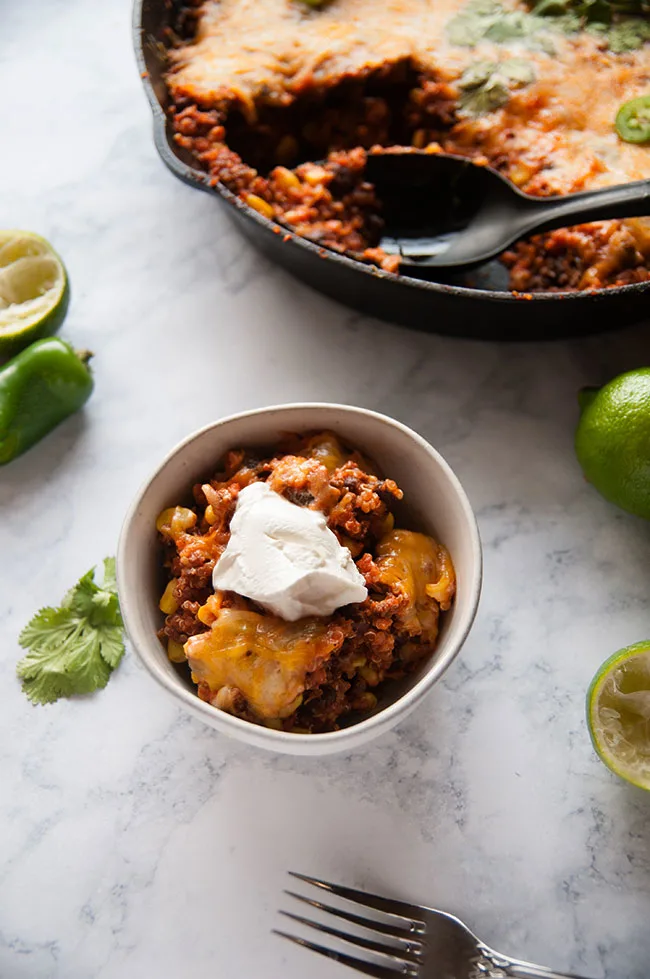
[{"left": 274, "top": 872, "right": 425, "bottom": 978}]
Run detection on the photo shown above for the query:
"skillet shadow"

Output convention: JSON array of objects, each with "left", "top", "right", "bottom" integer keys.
[{"left": 191, "top": 254, "right": 650, "bottom": 511}]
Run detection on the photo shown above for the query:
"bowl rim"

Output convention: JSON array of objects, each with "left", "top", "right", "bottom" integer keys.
[{"left": 117, "top": 402, "right": 483, "bottom": 748}]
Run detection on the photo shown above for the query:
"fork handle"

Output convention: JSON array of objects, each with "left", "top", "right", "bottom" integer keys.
[{"left": 504, "top": 956, "right": 600, "bottom": 979}]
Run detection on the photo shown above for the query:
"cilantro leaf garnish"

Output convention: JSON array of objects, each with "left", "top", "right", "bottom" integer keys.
[
  {"left": 17, "top": 558, "right": 125, "bottom": 705},
  {"left": 531, "top": 0, "right": 650, "bottom": 50},
  {"left": 447, "top": 0, "right": 650, "bottom": 56},
  {"left": 458, "top": 58, "right": 536, "bottom": 116},
  {"left": 447, "top": 0, "right": 563, "bottom": 53},
  {"left": 604, "top": 16, "right": 650, "bottom": 51}
]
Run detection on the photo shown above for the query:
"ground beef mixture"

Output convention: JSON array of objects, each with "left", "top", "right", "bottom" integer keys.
[
  {"left": 157, "top": 431, "right": 455, "bottom": 733},
  {"left": 502, "top": 221, "right": 650, "bottom": 292},
  {"left": 169, "top": 62, "right": 458, "bottom": 274}
]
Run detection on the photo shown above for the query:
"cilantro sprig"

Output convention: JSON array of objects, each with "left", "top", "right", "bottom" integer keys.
[
  {"left": 17, "top": 558, "right": 125, "bottom": 705},
  {"left": 533, "top": 0, "right": 650, "bottom": 20},
  {"left": 532, "top": 0, "right": 650, "bottom": 50},
  {"left": 458, "top": 58, "right": 536, "bottom": 115},
  {"left": 447, "top": 0, "right": 650, "bottom": 55}
]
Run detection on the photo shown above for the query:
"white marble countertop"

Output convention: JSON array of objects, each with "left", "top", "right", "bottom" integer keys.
[{"left": 2, "top": 2, "right": 650, "bottom": 977}]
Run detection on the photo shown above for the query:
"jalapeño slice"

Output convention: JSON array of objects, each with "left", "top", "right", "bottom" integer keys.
[{"left": 616, "top": 95, "right": 650, "bottom": 145}]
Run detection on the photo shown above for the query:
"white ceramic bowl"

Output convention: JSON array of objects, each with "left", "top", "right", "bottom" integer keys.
[{"left": 117, "top": 404, "right": 482, "bottom": 755}]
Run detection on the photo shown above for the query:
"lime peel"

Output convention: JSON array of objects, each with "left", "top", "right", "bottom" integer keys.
[{"left": 587, "top": 641, "right": 650, "bottom": 791}]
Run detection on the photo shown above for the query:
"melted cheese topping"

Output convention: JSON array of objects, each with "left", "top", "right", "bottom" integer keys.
[
  {"left": 300, "top": 431, "right": 377, "bottom": 475},
  {"left": 183, "top": 527, "right": 455, "bottom": 721},
  {"left": 375, "top": 529, "right": 456, "bottom": 639},
  {"left": 168, "top": 0, "right": 650, "bottom": 197},
  {"left": 185, "top": 603, "right": 342, "bottom": 719},
  {"left": 301, "top": 432, "right": 351, "bottom": 472}
]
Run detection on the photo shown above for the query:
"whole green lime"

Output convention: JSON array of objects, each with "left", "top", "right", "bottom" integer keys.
[{"left": 575, "top": 368, "right": 650, "bottom": 519}]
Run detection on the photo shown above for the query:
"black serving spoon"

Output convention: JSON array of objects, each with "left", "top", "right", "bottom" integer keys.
[{"left": 364, "top": 152, "right": 650, "bottom": 270}]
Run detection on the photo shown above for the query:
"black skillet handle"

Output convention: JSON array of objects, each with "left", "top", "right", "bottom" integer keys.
[{"left": 515, "top": 179, "right": 650, "bottom": 238}]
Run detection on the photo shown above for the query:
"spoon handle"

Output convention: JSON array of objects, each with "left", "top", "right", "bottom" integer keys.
[{"left": 516, "top": 179, "right": 650, "bottom": 238}]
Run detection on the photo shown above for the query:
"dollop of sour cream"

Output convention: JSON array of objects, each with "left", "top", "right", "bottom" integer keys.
[{"left": 212, "top": 481, "right": 368, "bottom": 621}]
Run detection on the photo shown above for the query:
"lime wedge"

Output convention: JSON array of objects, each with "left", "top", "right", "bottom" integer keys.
[
  {"left": 0, "top": 231, "right": 69, "bottom": 358},
  {"left": 587, "top": 641, "right": 650, "bottom": 791}
]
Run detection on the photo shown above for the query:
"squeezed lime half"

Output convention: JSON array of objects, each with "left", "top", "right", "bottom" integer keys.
[
  {"left": 0, "top": 230, "right": 69, "bottom": 358},
  {"left": 587, "top": 642, "right": 650, "bottom": 790}
]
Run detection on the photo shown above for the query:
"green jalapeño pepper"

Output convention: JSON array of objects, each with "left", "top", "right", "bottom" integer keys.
[
  {"left": 615, "top": 95, "right": 650, "bottom": 145},
  {"left": 0, "top": 337, "right": 93, "bottom": 464}
]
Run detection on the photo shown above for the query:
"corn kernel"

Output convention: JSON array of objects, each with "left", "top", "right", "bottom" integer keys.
[
  {"left": 245, "top": 194, "right": 274, "bottom": 219},
  {"left": 302, "top": 165, "right": 328, "bottom": 186},
  {"left": 273, "top": 166, "right": 301, "bottom": 192},
  {"left": 167, "top": 639, "right": 186, "bottom": 663},
  {"left": 156, "top": 507, "right": 176, "bottom": 534},
  {"left": 204, "top": 504, "right": 217, "bottom": 525},
  {"left": 159, "top": 579, "right": 179, "bottom": 615},
  {"left": 355, "top": 692, "right": 378, "bottom": 712},
  {"left": 171, "top": 506, "right": 196, "bottom": 535},
  {"left": 509, "top": 162, "right": 535, "bottom": 187},
  {"left": 156, "top": 505, "right": 196, "bottom": 538},
  {"left": 345, "top": 654, "right": 366, "bottom": 679},
  {"left": 359, "top": 665, "right": 380, "bottom": 686}
]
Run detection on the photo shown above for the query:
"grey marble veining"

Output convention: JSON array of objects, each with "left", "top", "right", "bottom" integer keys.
[{"left": 2, "top": 2, "right": 650, "bottom": 978}]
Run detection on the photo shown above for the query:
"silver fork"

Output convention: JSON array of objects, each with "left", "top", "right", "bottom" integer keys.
[{"left": 274, "top": 872, "right": 600, "bottom": 979}]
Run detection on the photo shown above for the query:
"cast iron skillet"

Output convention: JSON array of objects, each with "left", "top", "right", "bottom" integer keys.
[{"left": 134, "top": 0, "right": 650, "bottom": 340}]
